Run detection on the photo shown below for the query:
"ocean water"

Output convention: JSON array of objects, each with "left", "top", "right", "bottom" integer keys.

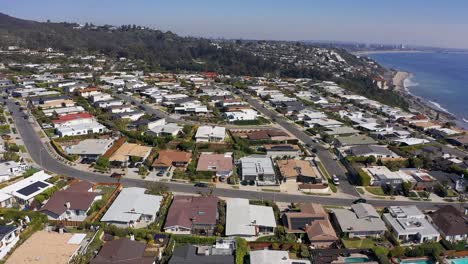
[{"left": 368, "top": 52, "right": 468, "bottom": 127}]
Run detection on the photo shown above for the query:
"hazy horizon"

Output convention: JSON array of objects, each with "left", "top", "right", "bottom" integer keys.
[{"left": 2, "top": 0, "right": 468, "bottom": 49}]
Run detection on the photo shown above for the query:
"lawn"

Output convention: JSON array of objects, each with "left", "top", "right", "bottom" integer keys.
[
  {"left": 356, "top": 187, "right": 365, "bottom": 194},
  {"left": 342, "top": 238, "right": 377, "bottom": 249},
  {"left": 365, "top": 186, "right": 386, "bottom": 196}
]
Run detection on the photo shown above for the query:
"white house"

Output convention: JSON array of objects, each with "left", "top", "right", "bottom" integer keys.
[
  {"left": 0, "top": 170, "right": 53, "bottom": 206},
  {"left": 224, "top": 109, "right": 258, "bottom": 122},
  {"left": 56, "top": 121, "right": 106, "bottom": 137},
  {"left": 226, "top": 198, "right": 276, "bottom": 238},
  {"left": 0, "top": 162, "right": 28, "bottom": 182},
  {"left": 195, "top": 126, "right": 226, "bottom": 142},
  {"left": 90, "top": 93, "right": 113, "bottom": 103},
  {"left": 0, "top": 225, "right": 19, "bottom": 260},
  {"left": 101, "top": 187, "right": 163, "bottom": 228}
]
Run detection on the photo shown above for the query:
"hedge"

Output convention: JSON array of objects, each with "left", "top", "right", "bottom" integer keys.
[
  {"left": 235, "top": 237, "right": 249, "bottom": 264},
  {"left": 357, "top": 169, "right": 371, "bottom": 186}
]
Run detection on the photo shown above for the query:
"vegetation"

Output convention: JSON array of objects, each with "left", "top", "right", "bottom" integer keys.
[
  {"left": 235, "top": 237, "right": 249, "bottom": 264},
  {"left": 357, "top": 169, "right": 371, "bottom": 186}
]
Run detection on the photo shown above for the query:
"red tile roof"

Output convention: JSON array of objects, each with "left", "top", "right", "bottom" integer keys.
[{"left": 52, "top": 112, "right": 93, "bottom": 124}]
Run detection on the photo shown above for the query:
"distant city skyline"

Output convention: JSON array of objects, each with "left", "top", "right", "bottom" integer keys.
[{"left": 2, "top": 0, "right": 468, "bottom": 49}]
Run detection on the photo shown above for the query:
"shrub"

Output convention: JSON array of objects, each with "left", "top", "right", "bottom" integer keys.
[
  {"left": 235, "top": 237, "right": 249, "bottom": 264},
  {"left": 357, "top": 169, "right": 371, "bottom": 186}
]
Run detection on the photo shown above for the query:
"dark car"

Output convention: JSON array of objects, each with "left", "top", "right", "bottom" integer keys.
[
  {"left": 352, "top": 198, "right": 367, "bottom": 204},
  {"left": 194, "top": 182, "right": 209, "bottom": 188},
  {"left": 156, "top": 171, "right": 165, "bottom": 177}
]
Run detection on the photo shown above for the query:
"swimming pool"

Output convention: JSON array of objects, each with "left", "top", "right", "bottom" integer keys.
[
  {"left": 344, "top": 257, "right": 369, "bottom": 263},
  {"left": 452, "top": 258, "right": 468, "bottom": 264},
  {"left": 400, "top": 259, "right": 434, "bottom": 264}
]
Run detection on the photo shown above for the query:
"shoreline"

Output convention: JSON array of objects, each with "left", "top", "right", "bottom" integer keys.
[
  {"left": 352, "top": 50, "right": 431, "bottom": 56},
  {"left": 392, "top": 70, "right": 460, "bottom": 126}
]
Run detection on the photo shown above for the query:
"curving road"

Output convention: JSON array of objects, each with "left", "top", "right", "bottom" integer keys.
[{"left": 3, "top": 97, "right": 448, "bottom": 210}]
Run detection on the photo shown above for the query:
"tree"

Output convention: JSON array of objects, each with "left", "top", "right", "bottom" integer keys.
[
  {"left": 402, "top": 181, "right": 413, "bottom": 197},
  {"left": 95, "top": 157, "right": 110, "bottom": 170},
  {"left": 366, "top": 155, "right": 376, "bottom": 165},
  {"left": 408, "top": 157, "right": 423, "bottom": 169},
  {"left": 138, "top": 166, "right": 148, "bottom": 176},
  {"left": 3, "top": 151, "right": 20, "bottom": 162}
]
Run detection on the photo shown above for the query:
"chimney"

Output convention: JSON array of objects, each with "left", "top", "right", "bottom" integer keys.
[{"left": 65, "top": 202, "right": 71, "bottom": 209}]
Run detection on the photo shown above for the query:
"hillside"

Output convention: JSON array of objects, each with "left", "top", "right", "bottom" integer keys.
[{"left": 0, "top": 13, "right": 408, "bottom": 109}]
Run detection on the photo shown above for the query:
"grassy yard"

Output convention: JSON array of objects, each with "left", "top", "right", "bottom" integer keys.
[
  {"left": 356, "top": 187, "right": 365, "bottom": 194},
  {"left": 342, "top": 238, "right": 378, "bottom": 249},
  {"left": 365, "top": 186, "right": 386, "bottom": 196}
]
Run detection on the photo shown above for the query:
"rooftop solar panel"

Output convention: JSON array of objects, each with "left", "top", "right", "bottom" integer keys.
[{"left": 16, "top": 181, "right": 49, "bottom": 196}]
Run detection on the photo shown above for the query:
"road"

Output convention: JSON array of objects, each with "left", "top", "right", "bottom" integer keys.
[
  {"left": 233, "top": 90, "right": 359, "bottom": 196},
  {"left": 1, "top": 97, "right": 450, "bottom": 210}
]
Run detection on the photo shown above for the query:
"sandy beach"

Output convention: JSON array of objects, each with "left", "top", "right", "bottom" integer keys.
[
  {"left": 392, "top": 71, "right": 410, "bottom": 91},
  {"left": 390, "top": 71, "right": 456, "bottom": 124}
]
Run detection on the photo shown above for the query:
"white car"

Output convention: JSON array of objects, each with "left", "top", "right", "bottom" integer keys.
[{"left": 332, "top": 175, "right": 340, "bottom": 185}]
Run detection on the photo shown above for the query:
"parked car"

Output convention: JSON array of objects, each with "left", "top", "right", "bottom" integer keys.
[
  {"left": 194, "top": 182, "right": 208, "bottom": 188},
  {"left": 156, "top": 171, "right": 165, "bottom": 177}
]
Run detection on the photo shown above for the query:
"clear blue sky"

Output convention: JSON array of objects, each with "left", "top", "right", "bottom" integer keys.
[{"left": 3, "top": 0, "right": 468, "bottom": 49}]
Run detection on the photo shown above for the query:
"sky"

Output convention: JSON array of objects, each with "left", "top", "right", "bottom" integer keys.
[{"left": 2, "top": 0, "right": 468, "bottom": 49}]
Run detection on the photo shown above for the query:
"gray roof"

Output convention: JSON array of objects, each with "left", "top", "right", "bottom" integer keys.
[
  {"left": 240, "top": 156, "right": 275, "bottom": 177},
  {"left": 349, "top": 145, "right": 396, "bottom": 157},
  {"left": 250, "top": 250, "right": 310, "bottom": 264},
  {"left": 352, "top": 203, "right": 380, "bottom": 219},
  {"left": 325, "top": 126, "right": 359, "bottom": 135},
  {"left": 336, "top": 135, "right": 377, "bottom": 146},
  {"left": 169, "top": 245, "right": 234, "bottom": 264},
  {"left": 225, "top": 198, "right": 276, "bottom": 236},
  {"left": 65, "top": 138, "right": 115, "bottom": 156},
  {"left": 332, "top": 206, "right": 387, "bottom": 233},
  {"left": 382, "top": 206, "right": 440, "bottom": 237},
  {"left": 101, "top": 187, "right": 163, "bottom": 224}
]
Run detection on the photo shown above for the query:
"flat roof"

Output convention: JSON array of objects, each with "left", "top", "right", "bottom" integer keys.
[
  {"left": 65, "top": 138, "right": 115, "bottom": 156},
  {"left": 225, "top": 198, "right": 276, "bottom": 236}
]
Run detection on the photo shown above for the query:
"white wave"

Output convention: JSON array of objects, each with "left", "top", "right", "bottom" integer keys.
[
  {"left": 463, "top": 118, "right": 468, "bottom": 123},
  {"left": 428, "top": 100, "right": 451, "bottom": 114},
  {"left": 403, "top": 76, "right": 419, "bottom": 88}
]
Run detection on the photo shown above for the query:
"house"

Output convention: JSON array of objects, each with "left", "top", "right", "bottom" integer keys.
[
  {"left": 78, "top": 87, "right": 101, "bottom": 98},
  {"left": 112, "top": 111, "right": 145, "bottom": 121},
  {"left": 335, "top": 135, "right": 377, "bottom": 147},
  {"left": 106, "top": 104, "right": 133, "bottom": 114},
  {"left": 64, "top": 138, "right": 115, "bottom": 161},
  {"left": 101, "top": 187, "right": 163, "bottom": 228},
  {"left": 147, "top": 119, "right": 182, "bottom": 137},
  {"left": 225, "top": 198, "right": 276, "bottom": 238},
  {"left": 152, "top": 150, "right": 192, "bottom": 171},
  {"left": 347, "top": 145, "right": 400, "bottom": 159},
  {"left": 276, "top": 159, "right": 322, "bottom": 184},
  {"left": 164, "top": 196, "right": 219, "bottom": 236},
  {"left": 43, "top": 106, "right": 85, "bottom": 117},
  {"left": 0, "top": 170, "right": 53, "bottom": 206},
  {"left": 95, "top": 99, "right": 124, "bottom": 108},
  {"left": 224, "top": 109, "right": 258, "bottom": 122},
  {"left": 363, "top": 166, "right": 405, "bottom": 187},
  {"left": 0, "top": 225, "right": 19, "bottom": 259},
  {"left": 250, "top": 249, "right": 311, "bottom": 264},
  {"left": 282, "top": 203, "right": 338, "bottom": 248},
  {"left": 56, "top": 121, "right": 106, "bottom": 137},
  {"left": 169, "top": 242, "right": 235, "bottom": 264},
  {"left": 91, "top": 238, "right": 155, "bottom": 264},
  {"left": 264, "top": 144, "right": 301, "bottom": 158},
  {"left": 40, "top": 181, "right": 101, "bottom": 221},
  {"left": 428, "top": 205, "right": 468, "bottom": 242},
  {"left": 382, "top": 206, "right": 440, "bottom": 244},
  {"left": 331, "top": 203, "right": 387, "bottom": 238},
  {"left": 195, "top": 126, "right": 226, "bottom": 142},
  {"left": 52, "top": 112, "right": 95, "bottom": 127},
  {"left": 240, "top": 156, "right": 276, "bottom": 184},
  {"left": 196, "top": 153, "right": 233, "bottom": 179},
  {"left": 90, "top": 93, "right": 113, "bottom": 103},
  {"left": 0, "top": 161, "right": 28, "bottom": 182},
  {"left": 393, "top": 138, "right": 430, "bottom": 146},
  {"left": 447, "top": 135, "right": 468, "bottom": 149},
  {"left": 109, "top": 142, "right": 152, "bottom": 166}
]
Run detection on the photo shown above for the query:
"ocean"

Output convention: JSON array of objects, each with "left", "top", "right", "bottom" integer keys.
[{"left": 368, "top": 52, "right": 468, "bottom": 128}]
